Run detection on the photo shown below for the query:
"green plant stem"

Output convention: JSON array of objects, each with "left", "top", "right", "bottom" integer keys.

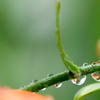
[
  {"left": 80, "top": 63, "right": 100, "bottom": 75},
  {"left": 20, "top": 63, "right": 100, "bottom": 92},
  {"left": 19, "top": 0, "right": 100, "bottom": 93},
  {"left": 55, "top": 0, "right": 80, "bottom": 74}
]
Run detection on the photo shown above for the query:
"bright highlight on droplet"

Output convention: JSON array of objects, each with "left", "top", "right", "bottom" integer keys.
[
  {"left": 54, "top": 83, "right": 62, "bottom": 88},
  {"left": 71, "top": 76, "right": 86, "bottom": 85},
  {"left": 41, "top": 88, "right": 46, "bottom": 91},
  {"left": 91, "top": 71, "right": 100, "bottom": 81},
  {"left": 83, "top": 63, "right": 88, "bottom": 66}
]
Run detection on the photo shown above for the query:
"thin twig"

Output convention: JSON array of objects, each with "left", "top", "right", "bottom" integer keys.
[{"left": 20, "top": 63, "right": 100, "bottom": 92}]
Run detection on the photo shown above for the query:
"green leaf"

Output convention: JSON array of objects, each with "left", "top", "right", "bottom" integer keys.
[{"left": 74, "top": 83, "right": 100, "bottom": 100}]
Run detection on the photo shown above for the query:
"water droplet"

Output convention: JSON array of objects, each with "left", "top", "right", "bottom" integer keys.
[
  {"left": 32, "top": 79, "right": 38, "bottom": 83},
  {"left": 92, "top": 61, "right": 100, "bottom": 65},
  {"left": 47, "top": 73, "right": 53, "bottom": 78},
  {"left": 91, "top": 71, "right": 100, "bottom": 81},
  {"left": 71, "top": 75, "right": 86, "bottom": 85},
  {"left": 98, "top": 61, "right": 100, "bottom": 63},
  {"left": 21, "top": 85, "right": 25, "bottom": 88},
  {"left": 41, "top": 88, "right": 46, "bottom": 91},
  {"left": 83, "top": 63, "right": 88, "bottom": 66},
  {"left": 54, "top": 83, "right": 62, "bottom": 88}
]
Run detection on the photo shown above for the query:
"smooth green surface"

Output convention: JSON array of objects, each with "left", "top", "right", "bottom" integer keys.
[
  {"left": 74, "top": 83, "right": 100, "bottom": 100},
  {"left": 0, "top": 0, "right": 100, "bottom": 100},
  {"left": 56, "top": 1, "right": 80, "bottom": 74}
]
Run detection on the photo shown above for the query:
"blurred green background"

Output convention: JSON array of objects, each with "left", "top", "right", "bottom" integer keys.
[{"left": 0, "top": 0, "right": 100, "bottom": 100}]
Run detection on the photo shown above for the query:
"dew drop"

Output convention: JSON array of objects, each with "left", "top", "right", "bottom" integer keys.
[
  {"left": 91, "top": 71, "right": 100, "bottom": 81},
  {"left": 71, "top": 75, "right": 86, "bottom": 85},
  {"left": 83, "top": 63, "right": 88, "bottom": 66},
  {"left": 21, "top": 85, "right": 25, "bottom": 88},
  {"left": 47, "top": 73, "right": 53, "bottom": 78},
  {"left": 41, "top": 88, "right": 46, "bottom": 91},
  {"left": 32, "top": 79, "right": 38, "bottom": 83},
  {"left": 92, "top": 61, "right": 100, "bottom": 65},
  {"left": 54, "top": 83, "right": 62, "bottom": 88}
]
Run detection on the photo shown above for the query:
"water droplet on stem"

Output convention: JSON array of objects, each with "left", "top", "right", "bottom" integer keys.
[
  {"left": 32, "top": 79, "right": 38, "bottom": 83},
  {"left": 83, "top": 63, "right": 88, "bottom": 66},
  {"left": 54, "top": 83, "right": 62, "bottom": 88},
  {"left": 47, "top": 73, "right": 53, "bottom": 77},
  {"left": 41, "top": 88, "right": 46, "bottom": 91},
  {"left": 91, "top": 71, "right": 100, "bottom": 81},
  {"left": 71, "top": 75, "right": 86, "bottom": 85},
  {"left": 21, "top": 85, "right": 25, "bottom": 88}
]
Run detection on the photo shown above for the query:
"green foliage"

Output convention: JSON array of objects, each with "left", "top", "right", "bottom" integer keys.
[{"left": 74, "top": 83, "right": 100, "bottom": 100}]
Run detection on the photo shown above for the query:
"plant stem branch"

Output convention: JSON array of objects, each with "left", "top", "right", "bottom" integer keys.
[
  {"left": 19, "top": 63, "right": 100, "bottom": 92},
  {"left": 55, "top": 0, "right": 80, "bottom": 74},
  {"left": 19, "top": 0, "right": 100, "bottom": 93}
]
